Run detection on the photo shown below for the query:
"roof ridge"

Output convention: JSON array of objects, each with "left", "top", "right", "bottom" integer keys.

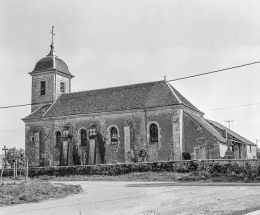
[
  {"left": 63, "top": 80, "right": 165, "bottom": 96},
  {"left": 166, "top": 82, "right": 182, "bottom": 103},
  {"left": 185, "top": 111, "right": 226, "bottom": 143},
  {"left": 207, "top": 119, "right": 255, "bottom": 145}
]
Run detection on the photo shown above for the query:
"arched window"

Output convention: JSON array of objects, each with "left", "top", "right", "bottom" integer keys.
[
  {"left": 110, "top": 127, "right": 118, "bottom": 144},
  {"left": 81, "top": 129, "right": 87, "bottom": 146},
  {"left": 150, "top": 123, "right": 158, "bottom": 142},
  {"left": 56, "top": 131, "right": 62, "bottom": 147}
]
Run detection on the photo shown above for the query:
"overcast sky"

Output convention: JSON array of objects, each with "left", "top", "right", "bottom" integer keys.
[{"left": 0, "top": 0, "right": 259, "bottom": 151}]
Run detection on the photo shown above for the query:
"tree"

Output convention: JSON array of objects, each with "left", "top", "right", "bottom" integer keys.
[{"left": 6, "top": 148, "right": 25, "bottom": 168}]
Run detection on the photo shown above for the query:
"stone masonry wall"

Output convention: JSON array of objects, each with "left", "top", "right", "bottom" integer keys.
[
  {"left": 31, "top": 73, "right": 54, "bottom": 112},
  {"left": 183, "top": 112, "right": 220, "bottom": 159},
  {"left": 25, "top": 108, "right": 182, "bottom": 166},
  {"left": 55, "top": 74, "right": 71, "bottom": 100}
]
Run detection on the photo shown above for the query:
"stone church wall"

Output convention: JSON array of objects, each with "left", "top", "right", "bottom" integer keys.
[
  {"left": 183, "top": 112, "right": 220, "bottom": 159},
  {"left": 55, "top": 74, "right": 70, "bottom": 100},
  {"left": 25, "top": 120, "right": 55, "bottom": 167},
  {"left": 25, "top": 107, "right": 183, "bottom": 166},
  {"left": 31, "top": 73, "right": 55, "bottom": 112}
]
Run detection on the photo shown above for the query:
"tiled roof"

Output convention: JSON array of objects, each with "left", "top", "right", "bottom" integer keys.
[
  {"left": 207, "top": 120, "right": 256, "bottom": 146},
  {"left": 23, "top": 105, "right": 51, "bottom": 120},
  {"left": 168, "top": 85, "right": 200, "bottom": 112},
  {"left": 24, "top": 81, "right": 201, "bottom": 119},
  {"left": 185, "top": 111, "right": 226, "bottom": 143},
  {"left": 31, "top": 56, "right": 73, "bottom": 77}
]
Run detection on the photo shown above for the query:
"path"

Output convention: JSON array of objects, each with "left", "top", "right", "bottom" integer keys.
[{"left": 1, "top": 181, "right": 260, "bottom": 215}]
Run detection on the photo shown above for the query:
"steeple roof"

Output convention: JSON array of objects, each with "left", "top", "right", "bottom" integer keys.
[
  {"left": 29, "top": 26, "right": 74, "bottom": 77},
  {"left": 30, "top": 54, "right": 73, "bottom": 77}
]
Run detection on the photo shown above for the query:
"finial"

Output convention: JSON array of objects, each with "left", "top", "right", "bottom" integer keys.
[{"left": 47, "top": 26, "right": 55, "bottom": 56}]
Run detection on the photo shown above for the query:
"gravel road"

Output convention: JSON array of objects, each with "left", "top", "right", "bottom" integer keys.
[{"left": 1, "top": 181, "right": 260, "bottom": 215}]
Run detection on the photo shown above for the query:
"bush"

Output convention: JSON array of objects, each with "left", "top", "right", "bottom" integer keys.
[{"left": 2, "top": 160, "right": 259, "bottom": 181}]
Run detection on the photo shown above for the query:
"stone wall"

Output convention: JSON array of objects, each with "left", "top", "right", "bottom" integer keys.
[
  {"left": 183, "top": 112, "right": 220, "bottom": 159},
  {"left": 31, "top": 72, "right": 71, "bottom": 113},
  {"left": 25, "top": 107, "right": 183, "bottom": 166},
  {"left": 31, "top": 73, "right": 54, "bottom": 112},
  {"left": 55, "top": 74, "right": 71, "bottom": 100}
]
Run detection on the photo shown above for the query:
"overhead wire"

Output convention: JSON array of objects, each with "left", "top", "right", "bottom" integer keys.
[
  {"left": 166, "top": 60, "right": 260, "bottom": 82},
  {"left": 0, "top": 60, "right": 259, "bottom": 110}
]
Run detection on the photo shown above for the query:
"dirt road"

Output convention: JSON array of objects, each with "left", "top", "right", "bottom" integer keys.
[{"left": 1, "top": 181, "right": 260, "bottom": 215}]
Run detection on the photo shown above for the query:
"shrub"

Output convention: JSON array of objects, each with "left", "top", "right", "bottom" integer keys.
[{"left": 2, "top": 160, "right": 259, "bottom": 181}]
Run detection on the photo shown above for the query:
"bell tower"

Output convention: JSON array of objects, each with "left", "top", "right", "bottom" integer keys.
[{"left": 29, "top": 27, "right": 74, "bottom": 113}]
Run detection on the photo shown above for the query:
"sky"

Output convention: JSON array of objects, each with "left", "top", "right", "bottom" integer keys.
[{"left": 0, "top": 0, "right": 259, "bottom": 151}]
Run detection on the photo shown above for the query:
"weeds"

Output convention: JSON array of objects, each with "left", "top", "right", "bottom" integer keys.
[{"left": 0, "top": 180, "right": 82, "bottom": 206}]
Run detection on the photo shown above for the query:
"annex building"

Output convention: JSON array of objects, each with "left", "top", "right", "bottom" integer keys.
[{"left": 22, "top": 43, "right": 257, "bottom": 167}]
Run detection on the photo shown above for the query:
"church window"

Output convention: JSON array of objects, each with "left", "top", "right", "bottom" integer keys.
[
  {"left": 81, "top": 129, "right": 87, "bottom": 146},
  {"left": 110, "top": 127, "right": 118, "bottom": 144},
  {"left": 56, "top": 131, "right": 62, "bottom": 147},
  {"left": 40, "top": 81, "right": 46, "bottom": 95},
  {"left": 150, "top": 123, "right": 158, "bottom": 142},
  {"left": 60, "top": 82, "right": 65, "bottom": 93}
]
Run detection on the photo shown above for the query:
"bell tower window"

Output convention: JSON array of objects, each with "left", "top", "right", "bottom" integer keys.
[
  {"left": 40, "top": 81, "right": 46, "bottom": 95},
  {"left": 60, "top": 82, "right": 65, "bottom": 93}
]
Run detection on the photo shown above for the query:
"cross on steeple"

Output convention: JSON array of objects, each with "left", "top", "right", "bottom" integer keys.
[
  {"left": 2, "top": 145, "right": 8, "bottom": 156},
  {"left": 47, "top": 26, "right": 56, "bottom": 56},
  {"left": 50, "top": 26, "right": 55, "bottom": 46}
]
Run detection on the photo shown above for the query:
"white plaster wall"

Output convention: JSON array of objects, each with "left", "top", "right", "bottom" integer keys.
[
  {"left": 219, "top": 142, "right": 227, "bottom": 158},
  {"left": 247, "top": 145, "right": 257, "bottom": 159}
]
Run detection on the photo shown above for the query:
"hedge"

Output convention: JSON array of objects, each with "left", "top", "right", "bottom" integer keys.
[{"left": 2, "top": 160, "right": 260, "bottom": 179}]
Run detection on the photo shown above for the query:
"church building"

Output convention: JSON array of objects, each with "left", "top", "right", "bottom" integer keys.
[{"left": 22, "top": 37, "right": 257, "bottom": 167}]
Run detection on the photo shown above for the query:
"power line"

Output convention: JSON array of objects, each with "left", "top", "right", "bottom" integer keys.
[
  {"left": 166, "top": 60, "right": 260, "bottom": 82},
  {"left": 0, "top": 60, "right": 259, "bottom": 110},
  {"left": 203, "top": 102, "right": 260, "bottom": 111},
  {"left": 0, "top": 129, "right": 24, "bottom": 132},
  {"left": 0, "top": 102, "right": 259, "bottom": 132}
]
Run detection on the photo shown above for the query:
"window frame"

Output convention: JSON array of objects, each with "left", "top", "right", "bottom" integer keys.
[
  {"left": 80, "top": 129, "right": 87, "bottom": 147},
  {"left": 110, "top": 127, "right": 118, "bottom": 144},
  {"left": 150, "top": 123, "right": 158, "bottom": 143},
  {"left": 60, "top": 82, "right": 65, "bottom": 93},
  {"left": 40, "top": 81, "right": 46, "bottom": 96},
  {"left": 55, "top": 131, "right": 62, "bottom": 148}
]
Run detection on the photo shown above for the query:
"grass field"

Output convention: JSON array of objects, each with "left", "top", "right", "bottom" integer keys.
[
  {"left": 30, "top": 171, "right": 260, "bottom": 183},
  {"left": 0, "top": 180, "right": 82, "bottom": 206}
]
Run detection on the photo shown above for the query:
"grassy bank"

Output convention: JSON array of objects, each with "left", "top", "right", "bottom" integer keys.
[
  {"left": 33, "top": 171, "right": 260, "bottom": 183},
  {"left": 0, "top": 180, "right": 82, "bottom": 206}
]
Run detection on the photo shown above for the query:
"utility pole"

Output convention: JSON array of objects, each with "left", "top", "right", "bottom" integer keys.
[{"left": 225, "top": 118, "right": 235, "bottom": 129}]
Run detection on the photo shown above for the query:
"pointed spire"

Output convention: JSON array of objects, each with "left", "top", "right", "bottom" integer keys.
[{"left": 47, "top": 26, "right": 55, "bottom": 56}]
